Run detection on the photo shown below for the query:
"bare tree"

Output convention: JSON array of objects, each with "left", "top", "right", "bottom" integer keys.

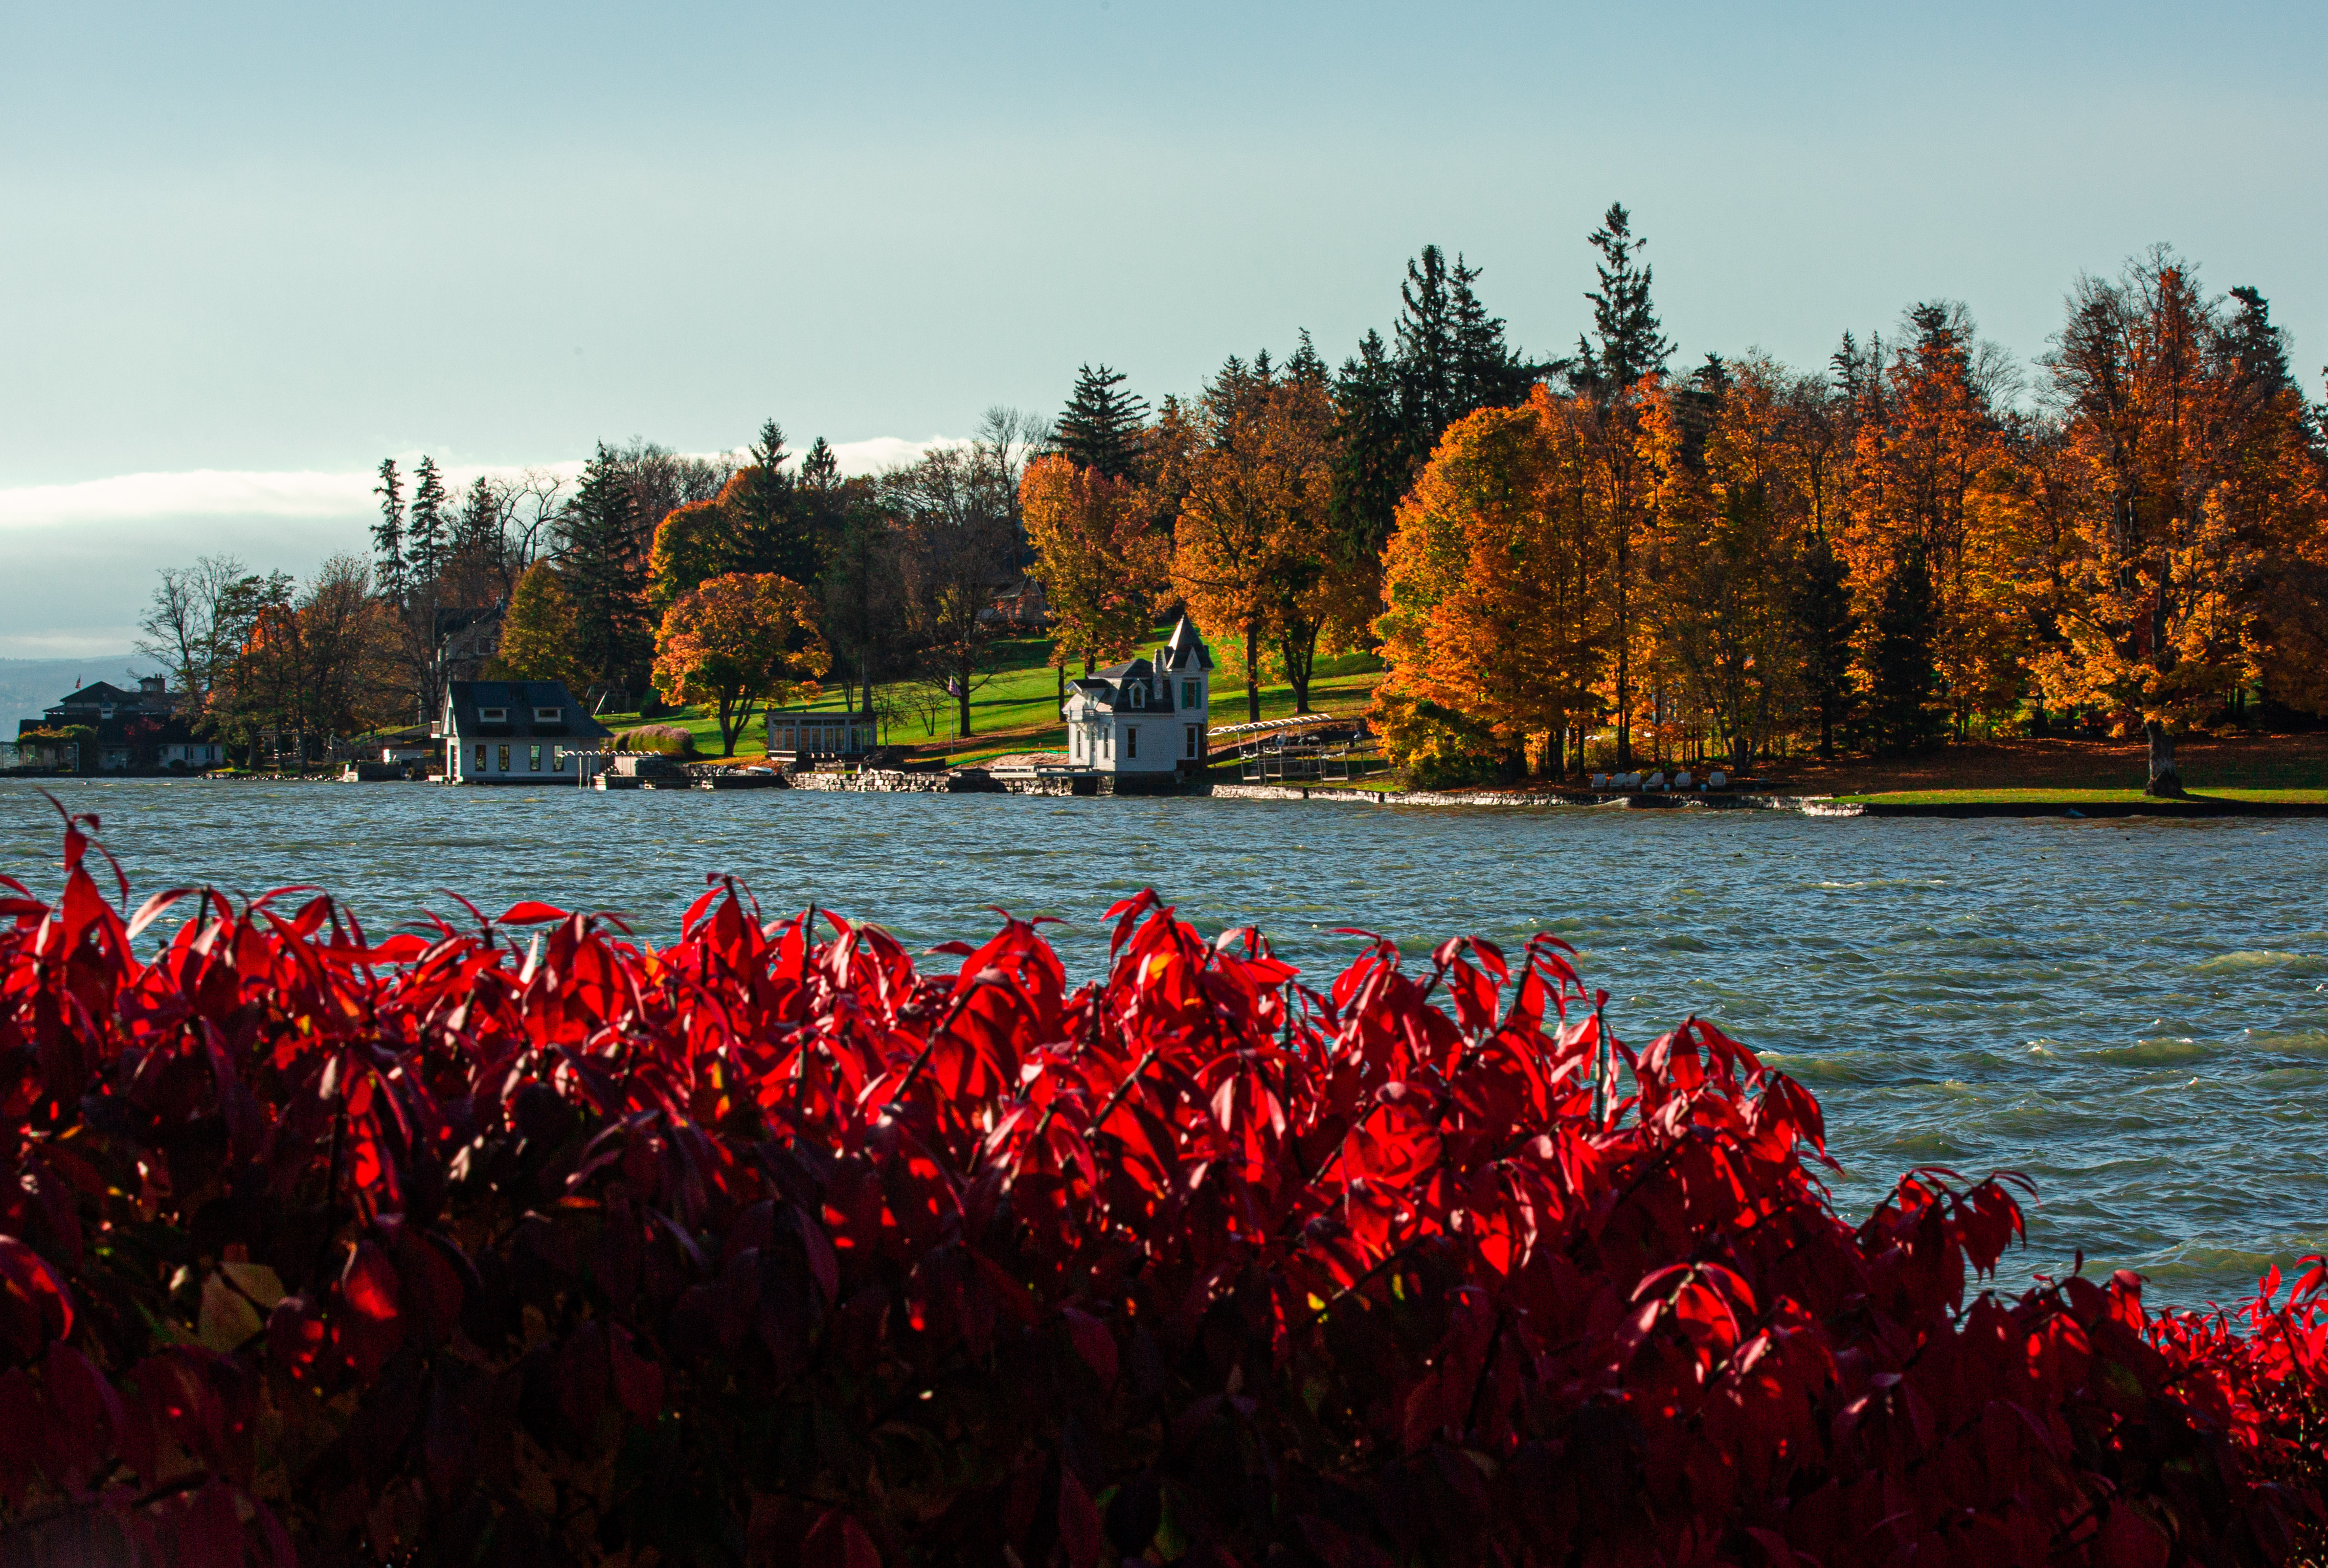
[
  {"left": 495, "top": 468, "right": 571, "bottom": 582},
  {"left": 135, "top": 553, "right": 255, "bottom": 716},
  {"left": 887, "top": 436, "right": 1023, "bottom": 738}
]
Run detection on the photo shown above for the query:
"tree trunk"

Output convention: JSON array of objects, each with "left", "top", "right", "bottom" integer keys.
[
  {"left": 1614, "top": 532, "right": 1632, "bottom": 770},
  {"left": 957, "top": 661, "right": 973, "bottom": 738},
  {"left": 1244, "top": 625, "right": 1261, "bottom": 724},
  {"left": 1280, "top": 624, "right": 1318, "bottom": 713},
  {"left": 2143, "top": 719, "right": 2185, "bottom": 798}
]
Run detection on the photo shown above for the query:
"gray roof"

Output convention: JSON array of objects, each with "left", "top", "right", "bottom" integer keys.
[
  {"left": 49, "top": 680, "right": 152, "bottom": 711},
  {"left": 443, "top": 680, "right": 612, "bottom": 741},
  {"left": 1070, "top": 656, "right": 1185, "bottom": 715},
  {"left": 1160, "top": 613, "right": 1214, "bottom": 673}
]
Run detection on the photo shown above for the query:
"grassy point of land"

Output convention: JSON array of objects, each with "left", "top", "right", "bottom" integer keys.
[{"left": 1830, "top": 786, "right": 2328, "bottom": 806}]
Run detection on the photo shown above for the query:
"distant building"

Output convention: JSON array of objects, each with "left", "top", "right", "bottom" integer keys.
[
  {"left": 13, "top": 676, "right": 222, "bottom": 774},
  {"left": 434, "top": 603, "right": 504, "bottom": 685},
  {"left": 441, "top": 680, "right": 611, "bottom": 784},
  {"left": 1060, "top": 613, "right": 1212, "bottom": 777},
  {"left": 764, "top": 706, "right": 880, "bottom": 766}
]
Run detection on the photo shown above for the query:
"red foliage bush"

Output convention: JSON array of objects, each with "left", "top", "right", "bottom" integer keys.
[{"left": 1, "top": 799, "right": 2324, "bottom": 1565}]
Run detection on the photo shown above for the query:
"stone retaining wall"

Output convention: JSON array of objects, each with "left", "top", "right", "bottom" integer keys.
[{"left": 789, "top": 768, "right": 1001, "bottom": 793}]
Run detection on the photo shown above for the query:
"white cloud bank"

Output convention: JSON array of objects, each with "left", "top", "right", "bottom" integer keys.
[
  {"left": 0, "top": 437, "right": 969, "bottom": 653},
  {"left": 0, "top": 436, "right": 965, "bottom": 531}
]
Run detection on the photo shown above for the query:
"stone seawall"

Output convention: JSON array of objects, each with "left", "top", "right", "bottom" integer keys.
[{"left": 788, "top": 769, "right": 1002, "bottom": 793}]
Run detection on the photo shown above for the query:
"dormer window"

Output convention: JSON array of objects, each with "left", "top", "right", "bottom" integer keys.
[
  {"left": 479, "top": 707, "right": 508, "bottom": 722},
  {"left": 1131, "top": 685, "right": 1144, "bottom": 708},
  {"left": 533, "top": 707, "right": 561, "bottom": 722}
]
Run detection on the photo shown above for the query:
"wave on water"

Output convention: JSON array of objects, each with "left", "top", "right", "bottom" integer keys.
[
  {"left": 2189, "top": 949, "right": 2327, "bottom": 975},
  {"left": 2092, "top": 1036, "right": 2211, "bottom": 1063}
]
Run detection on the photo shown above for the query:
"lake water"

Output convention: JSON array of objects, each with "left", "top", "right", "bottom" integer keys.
[{"left": 6, "top": 778, "right": 2323, "bottom": 1310}]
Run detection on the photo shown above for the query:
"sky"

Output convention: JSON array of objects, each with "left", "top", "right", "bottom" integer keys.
[{"left": 3, "top": 0, "right": 2323, "bottom": 659}]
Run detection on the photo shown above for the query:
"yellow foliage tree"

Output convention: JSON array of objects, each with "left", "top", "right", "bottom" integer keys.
[
  {"left": 1170, "top": 357, "right": 1338, "bottom": 719},
  {"left": 1019, "top": 455, "right": 1170, "bottom": 681},
  {"left": 2032, "top": 252, "right": 2319, "bottom": 793},
  {"left": 1371, "top": 388, "right": 1609, "bottom": 781},
  {"left": 650, "top": 573, "right": 829, "bottom": 756},
  {"left": 493, "top": 561, "right": 582, "bottom": 688}
]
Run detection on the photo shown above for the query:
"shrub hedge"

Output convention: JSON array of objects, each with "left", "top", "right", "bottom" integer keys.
[
  {"left": 0, "top": 799, "right": 2322, "bottom": 1565},
  {"left": 614, "top": 724, "right": 697, "bottom": 756}
]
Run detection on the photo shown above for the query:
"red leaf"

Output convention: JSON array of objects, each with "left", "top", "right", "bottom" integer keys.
[
  {"left": 0, "top": 1236, "right": 73, "bottom": 1356},
  {"left": 1061, "top": 1306, "right": 1118, "bottom": 1389},
  {"left": 802, "top": 1508, "right": 881, "bottom": 1568},
  {"left": 1056, "top": 1471, "right": 1104, "bottom": 1568},
  {"left": 496, "top": 900, "right": 571, "bottom": 925},
  {"left": 609, "top": 1325, "right": 666, "bottom": 1423}
]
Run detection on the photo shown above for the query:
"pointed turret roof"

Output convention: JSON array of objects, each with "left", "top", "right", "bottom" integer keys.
[{"left": 1161, "top": 612, "right": 1213, "bottom": 672}]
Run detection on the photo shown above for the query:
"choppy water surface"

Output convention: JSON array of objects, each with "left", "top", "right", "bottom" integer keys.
[{"left": 6, "top": 780, "right": 2323, "bottom": 1308}]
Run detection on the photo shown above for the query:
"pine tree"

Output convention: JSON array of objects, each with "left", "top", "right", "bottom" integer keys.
[
  {"left": 1792, "top": 527, "right": 1856, "bottom": 757},
  {"left": 1868, "top": 541, "right": 1941, "bottom": 754},
  {"left": 1285, "top": 330, "right": 1329, "bottom": 391},
  {"left": 408, "top": 456, "right": 449, "bottom": 586},
  {"left": 1448, "top": 261, "right": 1536, "bottom": 414},
  {"left": 800, "top": 436, "right": 840, "bottom": 489},
  {"left": 728, "top": 420, "right": 819, "bottom": 585},
  {"left": 1565, "top": 202, "right": 1672, "bottom": 771},
  {"left": 1570, "top": 203, "right": 1675, "bottom": 402},
  {"left": 1329, "top": 331, "right": 1407, "bottom": 575},
  {"left": 1395, "top": 246, "right": 1461, "bottom": 439},
  {"left": 560, "top": 443, "right": 651, "bottom": 695},
  {"left": 371, "top": 459, "right": 405, "bottom": 603},
  {"left": 1055, "top": 365, "right": 1148, "bottom": 482}
]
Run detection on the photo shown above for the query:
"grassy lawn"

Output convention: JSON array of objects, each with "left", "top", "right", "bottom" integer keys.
[
  {"left": 592, "top": 633, "right": 1389, "bottom": 769},
  {"left": 875, "top": 634, "right": 1385, "bottom": 768},
  {"left": 1831, "top": 787, "right": 2328, "bottom": 806}
]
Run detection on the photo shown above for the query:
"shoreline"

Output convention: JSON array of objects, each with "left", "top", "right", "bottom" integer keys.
[{"left": 11, "top": 771, "right": 2328, "bottom": 819}]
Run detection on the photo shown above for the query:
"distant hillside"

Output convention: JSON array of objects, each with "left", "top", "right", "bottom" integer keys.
[{"left": 0, "top": 656, "right": 146, "bottom": 726}]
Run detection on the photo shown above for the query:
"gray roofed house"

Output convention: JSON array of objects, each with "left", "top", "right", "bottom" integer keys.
[
  {"left": 441, "top": 680, "right": 612, "bottom": 785},
  {"left": 1060, "top": 613, "right": 1213, "bottom": 776}
]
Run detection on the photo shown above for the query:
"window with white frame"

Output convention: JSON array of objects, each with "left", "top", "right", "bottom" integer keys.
[
  {"left": 533, "top": 707, "right": 560, "bottom": 722},
  {"left": 1126, "top": 726, "right": 1138, "bottom": 758},
  {"left": 479, "top": 707, "right": 507, "bottom": 722}
]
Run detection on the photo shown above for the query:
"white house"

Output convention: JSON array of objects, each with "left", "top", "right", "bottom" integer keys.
[
  {"left": 1060, "top": 614, "right": 1213, "bottom": 776},
  {"left": 441, "top": 680, "right": 612, "bottom": 785}
]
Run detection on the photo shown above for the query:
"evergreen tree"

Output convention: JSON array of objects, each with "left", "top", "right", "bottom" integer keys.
[
  {"left": 1792, "top": 527, "right": 1857, "bottom": 757},
  {"left": 728, "top": 420, "right": 819, "bottom": 585},
  {"left": 454, "top": 478, "right": 502, "bottom": 578},
  {"left": 2224, "top": 287, "right": 2312, "bottom": 442},
  {"left": 1395, "top": 246, "right": 1461, "bottom": 439},
  {"left": 1329, "top": 331, "right": 1408, "bottom": 571},
  {"left": 1570, "top": 203, "right": 1675, "bottom": 402},
  {"left": 560, "top": 443, "right": 652, "bottom": 695},
  {"left": 408, "top": 456, "right": 449, "bottom": 586},
  {"left": 1054, "top": 365, "right": 1148, "bottom": 481},
  {"left": 371, "top": 459, "right": 405, "bottom": 602},
  {"left": 1868, "top": 541, "right": 1942, "bottom": 754},
  {"left": 799, "top": 436, "right": 840, "bottom": 489},
  {"left": 1285, "top": 330, "right": 1329, "bottom": 391},
  {"left": 1449, "top": 261, "right": 1536, "bottom": 414}
]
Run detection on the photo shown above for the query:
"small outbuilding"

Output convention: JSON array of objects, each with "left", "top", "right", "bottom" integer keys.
[
  {"left": 1060, "top": 614, "right": 1213, "bottom": 777},
  {"left": 764, "top": 706, "right": 880, "bottom": 766},
  {"left": 441, "top": 680, "right": 611, "bottom": 784}
]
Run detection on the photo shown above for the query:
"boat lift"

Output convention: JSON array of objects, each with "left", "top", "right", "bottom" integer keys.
[{"left": 1209, "top": 714, "right": 1378, "bottom": 783}]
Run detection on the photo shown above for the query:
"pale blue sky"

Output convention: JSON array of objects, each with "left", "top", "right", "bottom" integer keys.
[{"left": 3, "top": 0, "right": 2323, "bottom": 653}]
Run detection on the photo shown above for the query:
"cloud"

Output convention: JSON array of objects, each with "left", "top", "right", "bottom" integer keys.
[
  {"left": 0, "top": 629, "right": 142, "bottom": 659},
  {"left": 0, "top": 437, "right": 969, "bottom": 531}
]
